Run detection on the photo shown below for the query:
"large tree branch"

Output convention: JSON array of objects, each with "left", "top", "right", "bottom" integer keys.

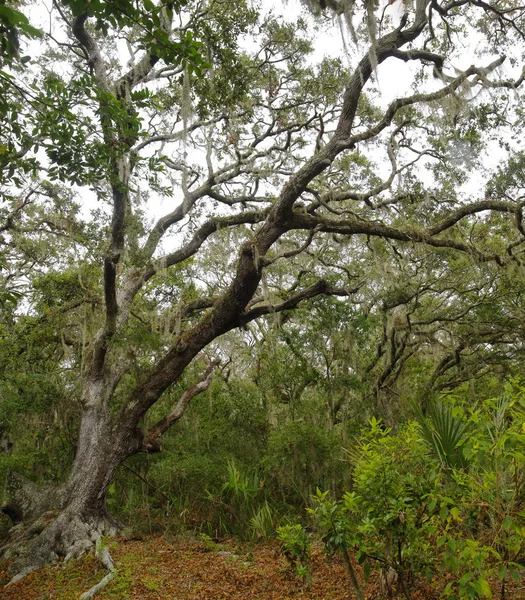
[
  {"left": 71, "top": 14, "right": 123, "bottom": 379},
  {"left": 335, "top": 2, "right": 429, "bottom": 141},
  {"left": 116, "top": 209, "right": 270, "bottom": 332},
  {"left": 114, "top": 4, "right": 173, "bottom": 98},
  {"left": 284, "top": 211, "right": 506, "bottom": 264},
  {"left": 267, "top": 9, "right": 429, "bottom": 224},
  {"left": 147, "top": 209, "right": 270, "bottom": 280},
  {"left": 71, "top": 14, "right": 109, "bottom": 91},
  {"left": 427, "top": 200, "right": 519, "bottom": 235},
  {"left": 72, "top": 8, "right": 173, "bottom": 382}
]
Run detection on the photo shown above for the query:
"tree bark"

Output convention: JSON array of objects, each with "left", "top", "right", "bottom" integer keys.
[{"left": 0, "top": 393, "right": 139, "bottom": 577}]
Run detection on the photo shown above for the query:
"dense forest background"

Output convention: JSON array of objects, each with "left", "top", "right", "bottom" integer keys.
[{"left": 2, "top": 0, "right": 525, "bottom": 597}]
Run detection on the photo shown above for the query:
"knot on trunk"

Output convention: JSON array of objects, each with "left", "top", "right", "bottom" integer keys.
[{"left": 143, "top": 433, "right": 162, "bottom": 453}]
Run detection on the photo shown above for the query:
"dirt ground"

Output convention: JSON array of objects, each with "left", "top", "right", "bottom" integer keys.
[{"left": 0, "top": 534, "right": 523, "bottom": 599}]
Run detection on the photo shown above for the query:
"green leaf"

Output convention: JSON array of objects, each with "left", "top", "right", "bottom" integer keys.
[
  {"left": 502, "top": 515, "right": 513, "bottom": 532},
  {"left": 440, "top": 506, "right": 449, "bottom": 520},
  {"left": 450, "top": 506, "right": 461, "bottom": 521},
  {"left": 509, "top": 569, "right": 520, "bottom": 583},
  {"left": 472, "top": 577, "right": 492, "bottom": 598},
  {"left": 458, "top": 572, "right": 473, "bottom": 586}
]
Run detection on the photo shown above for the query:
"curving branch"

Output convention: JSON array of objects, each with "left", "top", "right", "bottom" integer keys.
[
  {"left": 148, "top": 209, "right": 270, "bottom": 279},
  {"left": 143, "top": 359, "right": 220, "bottom": 452},
  {"left": 389, "top": 48, "right": 445, "bottom": 73},
  {"left": 71, "top": 14, "right": 109, "bottom": 91},
  {"left": 116, "top": 208, "right": 270, "bottom": 331},
  {"left": 307, "top": 121, "right": 406, "bottom": 212},
  {"left": 133, "top": 114, "right": 226, "bottom": 153},
  {"left": 344, "top": 58, "right": 507, "bottom": 152},
  {"left": 284, "top": 210, "right": 506, "bottom": 265},
  {"left": 114, "top": 4, "right": 173, "bottom": 99},
  {"left": 427, "top": 200, "right": 519, "bottom": 235}
]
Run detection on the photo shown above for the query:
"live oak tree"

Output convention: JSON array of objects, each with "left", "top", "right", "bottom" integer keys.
[{"left": 2, "top": 0, "right": 525, "bottom": 590}]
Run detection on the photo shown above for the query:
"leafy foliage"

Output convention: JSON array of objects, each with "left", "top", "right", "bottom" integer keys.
[
  {"left": 277, "top": 523, "right": 312, "bottom": 581},
  {"left": 416, "top": 400, "right": 471, "bottom": 469}
]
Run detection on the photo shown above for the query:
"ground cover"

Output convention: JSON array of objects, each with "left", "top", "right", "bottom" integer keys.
[{"left": 1, "top": 534, "right": 523, "bottom": 599}]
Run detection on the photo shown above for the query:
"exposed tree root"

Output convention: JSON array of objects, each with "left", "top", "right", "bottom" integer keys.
[
  {"left": 6, "top": 565, "right": 38, "bottom": 585},
  {"left": 1, "top": 508, "right": 119, "bottom": 588},
  {"left": 79, "top": 536, "right": 116, "bottom": 600}
]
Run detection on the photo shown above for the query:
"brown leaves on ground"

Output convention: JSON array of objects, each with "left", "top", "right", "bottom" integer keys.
[{"left": 0, "top": 535, "right": 523, "bottom": 600}]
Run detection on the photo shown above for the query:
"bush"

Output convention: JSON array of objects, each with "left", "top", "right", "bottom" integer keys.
[
  {"left": 310, "top": 388, "right": 525, "bottom": 599},
  {"left": 277, "top": 523, "right": 311, "bottom": 582},
  {"left": 311, "top": 419, "right": 445, "bottom": 598}
]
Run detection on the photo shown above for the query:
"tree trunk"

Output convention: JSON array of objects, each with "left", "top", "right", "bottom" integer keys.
[
  {"left": 64, "top": 405, "right": 138, "bottom": 517},
  {"left": 1, "top": 400, "right": 140, "bottom": 579}
]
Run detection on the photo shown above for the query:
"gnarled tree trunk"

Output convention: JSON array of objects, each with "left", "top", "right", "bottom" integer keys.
[
  {"left": 1, "top": 352, "right": 214, "bottom": 578},
  {"left": 1, "top": 403, "right": 136, "bottom": 578}
]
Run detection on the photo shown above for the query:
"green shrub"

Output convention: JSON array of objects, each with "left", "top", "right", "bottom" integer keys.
[
  {"left": 311, "top": 389, "right": 525, "bottom": 600},
  {"left": 277, "top": 523, "right": 311, "bottom": 583},
  {"left": 311, "top": 419, "right": 446, "bottom": 598},
  {"left": 309, "top": 488, "right": 364, "bottom": 600}
]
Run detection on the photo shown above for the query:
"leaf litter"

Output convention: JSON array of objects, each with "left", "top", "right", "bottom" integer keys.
[{"left": 1, "top": 534, "right": 523, "bottom": 599}]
